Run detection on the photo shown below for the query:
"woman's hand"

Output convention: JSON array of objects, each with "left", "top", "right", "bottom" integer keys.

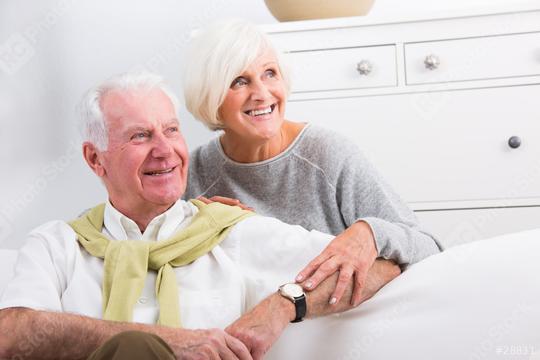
[
  {"left": 197, "top": 195, "right": 254, "bottom": 212},
  {"left": 295, "top": 221, "right": 378, "bottom": 307}
]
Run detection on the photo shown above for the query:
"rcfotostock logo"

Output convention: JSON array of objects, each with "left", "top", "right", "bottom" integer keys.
[
  {"left": 0, "top": 0, "right": 74, "bottom": 76},
  {"left": 0, "top": 33, "right": 36, "bottom": 75},
  {"left": 0, "top": 213, "right": 15, "bottom": 245}
]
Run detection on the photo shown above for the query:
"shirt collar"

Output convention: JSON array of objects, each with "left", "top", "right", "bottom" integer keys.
[{"left": 103, "top": 200, "right": 195, "bottom": 241}]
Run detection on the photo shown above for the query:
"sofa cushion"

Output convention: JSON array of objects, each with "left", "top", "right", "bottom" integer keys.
[{"left": 267, "top": 228, "right": 540, "bottom": 359}]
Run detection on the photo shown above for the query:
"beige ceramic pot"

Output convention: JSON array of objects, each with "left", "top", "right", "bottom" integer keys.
[{"left": 264, "top": 0, "right": 375, "bottom": 21}]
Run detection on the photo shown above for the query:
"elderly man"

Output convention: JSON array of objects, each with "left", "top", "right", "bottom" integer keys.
[{"left": 0, "top": 72, "right": 405, "bottom": 360}]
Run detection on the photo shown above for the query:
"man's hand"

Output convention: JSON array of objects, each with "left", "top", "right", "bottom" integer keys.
[
  {"left": 306, "top": 259, "right": 401, "bottom": 317},
  {"left": 225, "top": 259, "right": 401, "bottom": 359},
  {"left": 167, "top": 328, "right": 253, "bottom": 360},
  {"left": 197, "top": 196, "right": 254, "bottom": 212},
  {"left": 0, "top": 308, "right": 253, "bottom": 360},
  {"left": 295, "top": 221, "right": 378, "bottom": 306},
  {"left": 360, "top": 259, "right": 402, "bottom": 303},
  {"left": 225, "top": 295, "right": 293, "bottom": 360}
]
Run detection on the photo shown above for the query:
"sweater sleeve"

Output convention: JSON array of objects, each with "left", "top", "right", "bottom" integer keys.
[{"left": 335, "top": 146, "right": 443, "bottom": 267}]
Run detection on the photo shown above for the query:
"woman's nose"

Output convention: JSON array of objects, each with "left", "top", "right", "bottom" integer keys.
[{"left": 250, "top": 79, "right": 272, "bottom": 101}]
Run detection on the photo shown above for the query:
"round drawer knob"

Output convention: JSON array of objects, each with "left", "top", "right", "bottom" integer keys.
[
  {"left": 356, "top": 60, "right": 373, "bottom": 75},
  {"left": 424, "top": 54, "right": 440, "bottom": 70},
  {"left": 508, "top": 136, "right": 522, "bottom": 149}
]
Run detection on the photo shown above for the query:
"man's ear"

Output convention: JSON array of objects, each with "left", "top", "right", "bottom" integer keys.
[{"left": 83, "top": 142, "right": 106, "bottom": 177}]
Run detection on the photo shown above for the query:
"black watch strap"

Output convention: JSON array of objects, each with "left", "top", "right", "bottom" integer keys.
[{"left": 291, "top": 294, "right": 307, "bottom": 323}]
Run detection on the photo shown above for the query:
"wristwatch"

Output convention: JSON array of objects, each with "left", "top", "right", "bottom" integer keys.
[{"left": 278, "top": 283, "right": 307, "bottom": 323}]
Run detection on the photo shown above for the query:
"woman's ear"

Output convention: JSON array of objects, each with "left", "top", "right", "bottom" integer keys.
[{"left": 82, "top": 142, "right": 106, "bottom": 177}]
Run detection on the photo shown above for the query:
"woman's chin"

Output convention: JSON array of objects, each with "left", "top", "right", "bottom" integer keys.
[{"left": 249, "top": 119, "right": 283, "bottom": 139}]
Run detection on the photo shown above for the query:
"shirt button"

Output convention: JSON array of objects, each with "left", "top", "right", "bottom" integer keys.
[{"left": 138, "top": 297, "right": 148, "bottom": 304}]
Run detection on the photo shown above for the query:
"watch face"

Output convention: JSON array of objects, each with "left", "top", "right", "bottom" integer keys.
[{"left": 282, "top": 283, "right": 304, "bottom": 297}]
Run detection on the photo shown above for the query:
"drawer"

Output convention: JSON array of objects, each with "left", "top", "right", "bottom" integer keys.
[
  {"left": 416, "top": 206, "right": 540, "bottom": 248},
  {"left": 286, "top": 84, "right": 540, "bottom": 205},
  {"left": 405, "top": 32, "right": 540, "bottom": 85},
  {"left": 285, "top": 45, "right": 397, "bottom": 92}
]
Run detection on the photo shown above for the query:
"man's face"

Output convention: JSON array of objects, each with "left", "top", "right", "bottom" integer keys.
[{"left": 96, "top": 88, "right": 188, "bottom": 214}]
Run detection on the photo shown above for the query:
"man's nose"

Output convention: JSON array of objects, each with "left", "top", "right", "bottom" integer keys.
[{"left": 151, "top": 133, "right": 173, "bottom": 158}]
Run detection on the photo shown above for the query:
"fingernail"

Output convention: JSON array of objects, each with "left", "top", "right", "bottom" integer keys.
[
  {"left": 329, "top": 297, "right": 337, "bottom": 305},
  {"left": 305, "top": 281, "right": 313, "bottom": 289},
  {"left": 296, "top": 275, "right": 303, "bottom": 282}
]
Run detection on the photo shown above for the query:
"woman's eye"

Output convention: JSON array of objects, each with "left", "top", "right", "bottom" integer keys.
[
  {"left": 265, "top": 69, "right": 276, "bottom": 78},
  {"left": 231, "top": 77, "right": 248, "bottom": 87}
]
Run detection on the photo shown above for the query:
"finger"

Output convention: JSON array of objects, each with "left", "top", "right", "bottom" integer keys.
[
  {"left": 251, "top": 346, "right": 266, "bottom": 360},
  {"left": 200, "top": 345, "right": 221, "bottom": 360},
  {"left": 329, "top": 266, "right": 354, "bottom": 305},
  {"left": 303, "top": 257, "right": 339, "bottom": 290},
  {"left": 295, "top": 252, "right": 331, "bottom": 283},
  {"left": 224, "top": 333, "right": 253, "bottom": 360},
  {"left": 351, "top": 267, "right": 370, "bottom": 306},
  {"left": 216, "top": 345, "right": 240, "bottom": 360},
  {"left": 209, "top": 196, "right": 240, "bottom": 206},
  {"left": 197, "top": 196, "right": 212, "bottom": 204},
  {"left": 236, "top": 204, "right": 252, "bottom": 211}
]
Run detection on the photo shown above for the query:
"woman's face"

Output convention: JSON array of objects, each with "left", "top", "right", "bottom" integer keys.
[{"left": 218, "top": 51, "right": 287, "bottom": 142}]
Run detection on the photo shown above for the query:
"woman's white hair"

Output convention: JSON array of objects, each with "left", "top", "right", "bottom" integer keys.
[
  {"left": 183, "top": 19, "right": 291, "bottom": 131},
  {"left": 78, "top": 71, "right": 180, "bottom": 150}
]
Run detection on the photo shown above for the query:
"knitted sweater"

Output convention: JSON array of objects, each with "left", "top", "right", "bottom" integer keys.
[{"left": 184, "top": 124, "right": 442, "bottom": 265}]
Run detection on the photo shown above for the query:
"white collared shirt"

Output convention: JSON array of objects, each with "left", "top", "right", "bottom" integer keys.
[{"left": 0, "top": 200, "right": 332, "bottom": 329}]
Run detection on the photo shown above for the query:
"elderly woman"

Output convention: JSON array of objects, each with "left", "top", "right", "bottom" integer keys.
[{"left": 183, "top": 20, "right": 442, "bottom": 306}]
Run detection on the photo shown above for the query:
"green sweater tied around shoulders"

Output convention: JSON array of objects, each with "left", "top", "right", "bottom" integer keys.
[{"left": 68, "top": 199, "right": 254, "bottom": 328}]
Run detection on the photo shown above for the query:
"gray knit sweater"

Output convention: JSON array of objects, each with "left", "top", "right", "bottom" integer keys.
[{"left": 184, "top": 124, "right": 442, "bottom": 266}]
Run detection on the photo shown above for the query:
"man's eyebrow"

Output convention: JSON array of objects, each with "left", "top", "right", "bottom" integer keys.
[
  {"left": 165, "top": 118, "right": 180, "bottom": 126},
  {"left": 123, "top": 125, "right": 148, "bottom": 134}
]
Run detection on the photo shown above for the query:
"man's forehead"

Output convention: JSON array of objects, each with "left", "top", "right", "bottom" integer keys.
[
  {"left": 101, "top": 88, "right": 178, "bottom": 127},
  {"left": 101, "top": 88, "right": 172, "bottom": 111},
  {"left": 121, "top": 117, "right": 179, "bottom": 130}
]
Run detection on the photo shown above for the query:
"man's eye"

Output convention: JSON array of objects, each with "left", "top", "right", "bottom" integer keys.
[
  {"left": 167, "top": 126, "right": 179, "bottom": 134},
  {"left": 131, "top": 132, "right": 148, "bottom": 140},
  {"left": 265, "top": 69, "right": 276, "bottom": 78}
]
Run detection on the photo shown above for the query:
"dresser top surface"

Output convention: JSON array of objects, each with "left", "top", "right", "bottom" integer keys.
[{"left": 262, "top": 1, "right": 540, "bottom": 33}]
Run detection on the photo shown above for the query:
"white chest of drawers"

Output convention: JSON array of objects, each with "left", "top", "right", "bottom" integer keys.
[{"left": 265, "top": 4, "right": 540, "bottom": 247}]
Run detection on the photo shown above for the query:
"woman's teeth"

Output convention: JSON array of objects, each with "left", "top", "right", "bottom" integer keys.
[{"left": 246, "top": 105, "right": 274, "bottom": 116}]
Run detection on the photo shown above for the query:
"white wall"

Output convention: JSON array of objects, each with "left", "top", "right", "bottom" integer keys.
[{"left": 0, "top": 0, "right": 536, "bottom": 249}]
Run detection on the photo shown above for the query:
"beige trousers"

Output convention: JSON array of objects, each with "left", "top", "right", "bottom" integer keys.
[{"left": 88, "top": 331, "right": 176, "bottom": 360}]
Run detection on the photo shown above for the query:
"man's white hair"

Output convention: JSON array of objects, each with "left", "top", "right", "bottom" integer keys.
[
  {"left": 78, "top": 71, "right": 180, "bottom": 150},
  {"left": 183, "top": 19, "right": 291, "bottom": 131}
]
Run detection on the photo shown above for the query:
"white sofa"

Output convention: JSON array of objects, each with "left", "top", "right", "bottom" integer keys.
[{"left": 2, "top": 230, "right": 540, "bottom": 359}]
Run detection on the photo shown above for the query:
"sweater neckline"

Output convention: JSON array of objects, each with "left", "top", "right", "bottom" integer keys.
[{"left": 214, "top": 123, "right": 311, "bottom": 167}]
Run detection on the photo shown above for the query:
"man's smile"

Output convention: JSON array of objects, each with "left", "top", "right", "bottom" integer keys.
[{"left": 143, "top": 166, "right": 177, "bottom": 176}]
